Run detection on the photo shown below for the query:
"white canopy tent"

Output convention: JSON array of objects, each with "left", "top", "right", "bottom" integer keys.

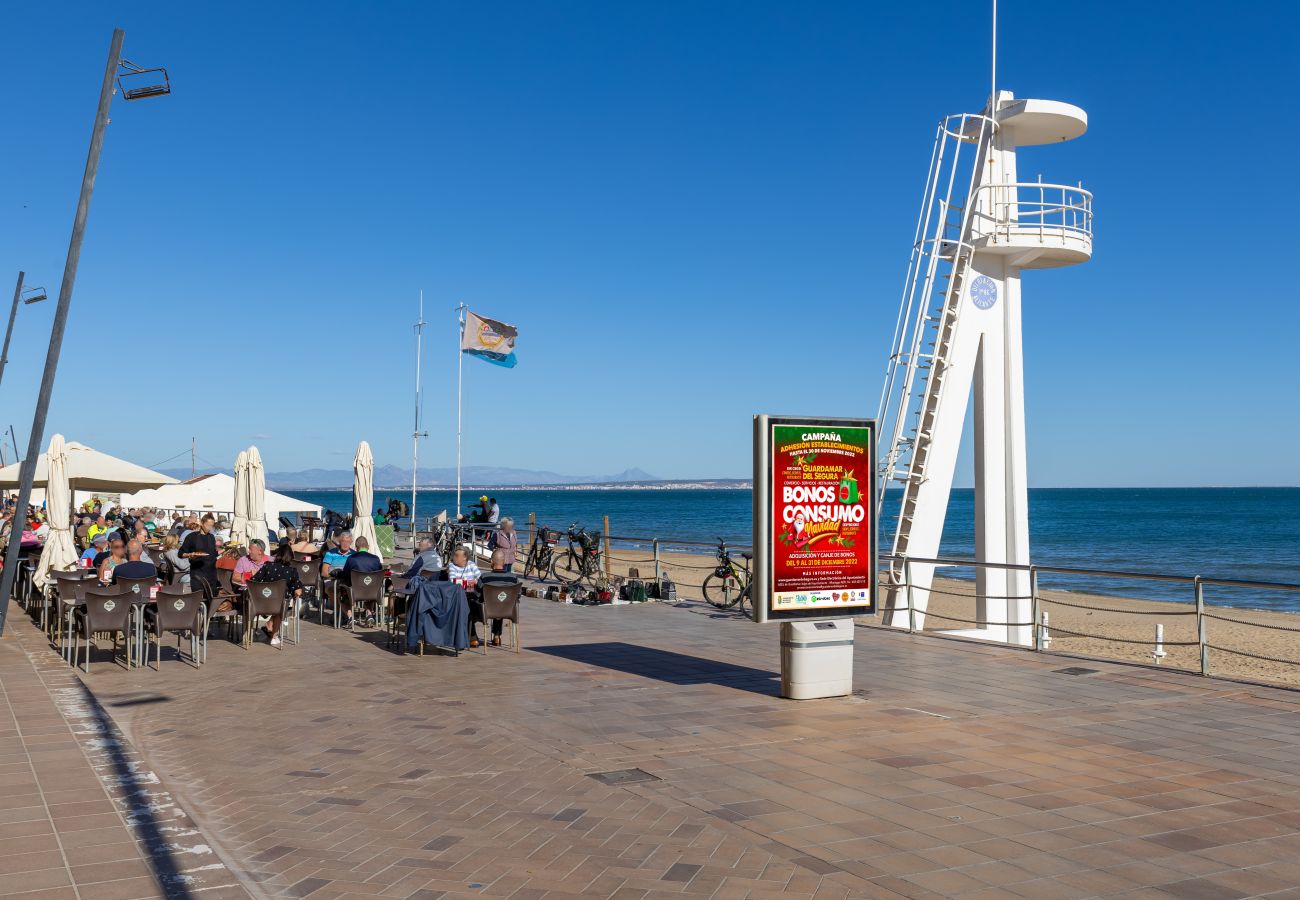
[
  {"left": 121, "top": 473, "right": 320, "bottom": 533},
  {"left": 0, "top": 442, "right": 177, "bottom": 493}
]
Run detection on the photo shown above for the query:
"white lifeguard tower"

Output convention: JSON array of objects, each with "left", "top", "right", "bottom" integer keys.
[{"left": 876, "top": 90, "right": 1092, "bottom": 646}]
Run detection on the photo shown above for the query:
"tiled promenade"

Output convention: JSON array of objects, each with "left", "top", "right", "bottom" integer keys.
[{"left": 5, "top": 595, "right": 1300, "bottom": 899}]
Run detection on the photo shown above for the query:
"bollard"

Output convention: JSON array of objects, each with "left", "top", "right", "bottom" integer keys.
[
  {"left": 528, "top": 512, "right": 536, "bottom": 558},
  {"left": 1152, "top": 623, "right": 1166, "bottom": 664},
  {"left": 1040, "top": 610, "right": 1053, "bottom": 650}
]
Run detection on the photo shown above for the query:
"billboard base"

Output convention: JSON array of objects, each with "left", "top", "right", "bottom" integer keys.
[{"left": 779, "top": 620, "right": 854, "bottom": 700}]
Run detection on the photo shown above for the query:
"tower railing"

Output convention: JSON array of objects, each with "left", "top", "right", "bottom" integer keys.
[{"left": 971, "top": 181, "right": 1093, "bottom": 246}]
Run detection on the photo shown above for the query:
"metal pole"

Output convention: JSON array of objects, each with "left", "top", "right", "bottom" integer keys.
[
  {"left": 411, "top": 290, "right": 425, "bottom": 544},
  {"left": 905, "top": 557, "right": 916, "bottom": 633},
  {"left": 1195, "top": 576, "right": 1208, "bottom": 676},
  {"left": 0, "top": 28, "right": 123, "bottom": 635},
  {"left": 653, "top": 539, "right": 661, "bottom": 584},
  {"left": 455, "top": 303, "right": 465, "bottom": 518},
  {"left": 0, "top": 272, "right": 25, "bottom": 391},
  {"left": 8, "top": 426, "right": 17, "bottom": 464},
  {"left": 601, "top": 515, "right": 610, "bottom": 581},
  {"left": 1030, "top": 566, "right": 1041, "bottom": 651}
]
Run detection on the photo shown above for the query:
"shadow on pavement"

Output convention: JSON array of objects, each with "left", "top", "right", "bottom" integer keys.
[{"left": 530, "top": 641, "right": 780, "bottom": 695}]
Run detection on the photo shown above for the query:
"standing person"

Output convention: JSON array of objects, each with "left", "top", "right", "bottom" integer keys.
[
  {"left": 487, "top": 497, "right": 500, "bottom": 525},
  {"left": 249, "top": 543, "right": 304, "bottom": 647},
  {"left": 180, "top": 514, "right": 220, "bottom": 598},
  {"left": 491, "top": 517, "right": 517, "bottom": 572},
  {"left": 471, "top": 496, "right": 491, "bottom": 523}
]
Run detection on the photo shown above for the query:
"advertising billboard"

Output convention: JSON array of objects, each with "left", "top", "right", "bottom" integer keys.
[{"left": 752, "top": 415, "right": 877, "bottom": 622}]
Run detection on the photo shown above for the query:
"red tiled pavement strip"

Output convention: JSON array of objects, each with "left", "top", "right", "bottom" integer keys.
[
  {"left": 0, "top": 607, "right": 248, "bottom": 899},
  {"left": 9, "top": 594, "right": 1300, "bottom": 899}
]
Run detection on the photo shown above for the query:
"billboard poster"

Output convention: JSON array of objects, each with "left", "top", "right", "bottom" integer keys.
[{"left": 753, "top": 416, "right": 876, "bottom": 622}]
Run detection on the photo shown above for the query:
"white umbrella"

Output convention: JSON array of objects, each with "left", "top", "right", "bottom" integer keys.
[
  {"left": 351, "top": 441, "right": 379, "bottom": 557},
  {"left": 0, "top": 441, "right": 177, "bottom": 492},
  {"left": 243, "top": 446, "right": 267, "bottom": 548},
  {"left": 33, "top": 435, "right": 78, "bottom": 592},
  {"left": 230, "top": 450, "right": 249, "bottom": 546}
]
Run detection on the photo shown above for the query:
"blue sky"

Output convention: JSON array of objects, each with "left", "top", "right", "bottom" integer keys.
[{"left": 2, "top": 1, "right": 1297, "bottom": 486}]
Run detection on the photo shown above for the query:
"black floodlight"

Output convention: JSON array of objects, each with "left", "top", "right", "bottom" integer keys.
[
  {"left": 117, "top": 59, "right": 171, "bottom": 100},
  {"left": 20, "top": 287, "right": 47, "bottom": 305}
]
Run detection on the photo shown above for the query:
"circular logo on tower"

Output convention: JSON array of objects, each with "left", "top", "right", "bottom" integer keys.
[{"left": 970, "top": 275, "right": 998, "bottom": 310}]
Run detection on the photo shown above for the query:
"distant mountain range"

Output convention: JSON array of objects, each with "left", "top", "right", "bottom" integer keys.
[{"left": 160, "top": 465, "right": 661, "bottom": 490}]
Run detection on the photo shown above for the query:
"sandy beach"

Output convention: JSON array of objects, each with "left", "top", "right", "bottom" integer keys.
[{"left": 583, "top": 544, "right": 1300, "bottom": 689}]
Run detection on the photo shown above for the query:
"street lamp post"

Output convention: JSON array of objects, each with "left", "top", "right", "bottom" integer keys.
[
  {"left": 0, "top": 28, "right": 167, "bottom": 636},
  {"left": 0, "top": 275, "right": 50, "bottom": 392}
]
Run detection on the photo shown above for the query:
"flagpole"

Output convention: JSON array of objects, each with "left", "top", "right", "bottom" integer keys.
[
  {"left": 456, "top": 303, "right": 466, "bottom": 519},
  {"left": 410, "top": 290, "right": 426, "bottom": 546}
]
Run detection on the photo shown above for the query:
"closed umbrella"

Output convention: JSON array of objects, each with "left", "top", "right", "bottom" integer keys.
[
  {"left": 33, "top": 435, "right": 78, "bottom": 592},
  {"left": 230, "top": 450, "right": 249, "bottom": 547},
  {"left": 351, "top": 441, "right": 379, "bottom": 557},
  {"left": 243, "top": 447, "right": 267, "bottom": 548}
]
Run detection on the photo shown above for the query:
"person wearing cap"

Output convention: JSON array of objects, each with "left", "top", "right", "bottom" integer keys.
[
  {"left": 471, "top": 496, "right": 492, "bottom": 524},
  {"left": 81, "top": 532, "right": 108, "bottom": 565}
]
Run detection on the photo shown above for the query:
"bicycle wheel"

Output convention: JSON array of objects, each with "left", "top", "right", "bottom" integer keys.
[
  {"left": 523, "top": 548, "right": 541, "bottom": 579},
  {"left": 737, "top": 583, "right": 752, "bottom": 617},
  {"left": 551, "top": 550, "right": 587, "bottom": 586},
  {"left": 702, "top": 572, "right": 741, "bottom": 608}
]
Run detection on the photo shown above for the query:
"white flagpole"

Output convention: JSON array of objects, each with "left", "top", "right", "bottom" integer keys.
[
  {"left": 456, "top": 303, "right": 466, "bottom": 518},
  {"left": 411, "top": 290, "right": 426, "bottom": 545}
]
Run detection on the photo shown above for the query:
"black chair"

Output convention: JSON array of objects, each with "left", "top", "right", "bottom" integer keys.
[
  {"left": 143, "top": 590, "right": 204, "bottom": 668},
  {"left": 341, "top": 570, "right": 385, "bottom": 629},
  {"left": 480, "top": 581, "right": 522, "bottom": 653},
  {"left": 200, "top": 571, "right": 241, "bottom": 643},
  {"left": 241, "top": 579, "right": 288, "bottom": 649},
  {"left": 73, "top": 585, "right": 132, "bottom": 672},
  {"left": 293, "top": 559, "right": 321, "bottom": 616}
]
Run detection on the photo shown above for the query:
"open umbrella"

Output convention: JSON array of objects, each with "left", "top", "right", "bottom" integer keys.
[
  {"left": 0, "top": 441, "right": 177, "bottom": 492},
  {"left": 230, "top": 450, "right": 249, "bottom": 547},
  {"left": 242, "top": 447, "right": 267, "bottom": 548},
  {"left": 33, "top": 435, "right": 78, "bottom": 592},
  {"left": 351, "top": 441, "right": 379, "bottom": 557}
]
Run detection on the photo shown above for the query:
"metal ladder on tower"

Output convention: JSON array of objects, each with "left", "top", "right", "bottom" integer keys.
[{"left": 876, "top": 113, "right": 996, "bottom": 566}]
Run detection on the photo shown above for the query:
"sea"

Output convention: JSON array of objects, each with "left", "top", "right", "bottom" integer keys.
[{"left": 291, "top": 487, "right": 1300, "bottom": 612}]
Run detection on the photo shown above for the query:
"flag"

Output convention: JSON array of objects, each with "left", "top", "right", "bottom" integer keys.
[{"left": 460, "top": 310, "right": 518, "bottom": 368}]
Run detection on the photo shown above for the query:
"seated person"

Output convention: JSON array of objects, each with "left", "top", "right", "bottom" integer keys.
[
  {"left": 476, "top": 548, "right": 519, "bottom": 647},
  {"left": 233, "top": 539, "right": 269, "bottom": 588},
  {"left": 447, "top": 545, "right": 484, "bottom": 646},
  {"left": 248, "top": 543, "right": 304, "bottom": 647},
  {"left": 161, "top": 533, "right": 190, "bottom": 589},
  {"left": 337, "top": 535, "right": 382, "bottom": 628},
  {"left": 97, "top": 537, "right": 128, "bottom": 584},
  {"left": 403, "top": 537, "right": 444, "bottom": 579},
  {"left": 321, "top": 531, "right": 354, "bottom": 579},
  {"left": 81, "top": 532, "right": 107, "bottom": 566},
  {"left": 113, "top": 539, "right": 157, "bottom": 584}
]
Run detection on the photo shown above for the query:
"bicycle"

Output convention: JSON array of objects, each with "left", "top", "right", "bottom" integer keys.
[
  {"left": 550, "top": 523, "right": 602, "bottom": 586},
  {"left": 702, "top": 538, "right": 752, "bottom": 614},
  {"left": 523, "top": 525, "right": 560, "bottom": 580}
]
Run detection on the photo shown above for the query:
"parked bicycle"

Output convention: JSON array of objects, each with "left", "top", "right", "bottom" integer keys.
[
  {"left": 550, "top": 523, "right": 603, "bottom": 586},
  {"left": 523, "top": 525, "right": 560, "bottom": 580},
  {"left": 702, "top": 538, "right": 752, "bottom": 615}
]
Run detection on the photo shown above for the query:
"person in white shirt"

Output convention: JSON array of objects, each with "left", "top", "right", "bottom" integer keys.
[{"left": 447, "top": 545, "right": 481, "bottom": 584}]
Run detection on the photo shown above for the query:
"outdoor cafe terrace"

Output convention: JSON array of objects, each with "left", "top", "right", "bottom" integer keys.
[{"left": 4, "top": 559, "right": 1300, "bottom": 899}]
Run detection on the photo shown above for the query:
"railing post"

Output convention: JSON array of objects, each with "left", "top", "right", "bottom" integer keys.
[
  {"left": 602, "top": 515, "right": 610, "bottom": 581},
  {"left": 1195, "top": 576, "right": 1209, "bottom": 676},
  {"left": 1030, "top": 566, "right": 1041, "bottom": 651},
  {"left": 653, "top": 539, "right": 661, "bottom": 584},
  {"left": 528, "top": 512, "right": 535, "bottom": 556},
  {"left": 905, "top": 556, "right": 916, "bottom": 634}
]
